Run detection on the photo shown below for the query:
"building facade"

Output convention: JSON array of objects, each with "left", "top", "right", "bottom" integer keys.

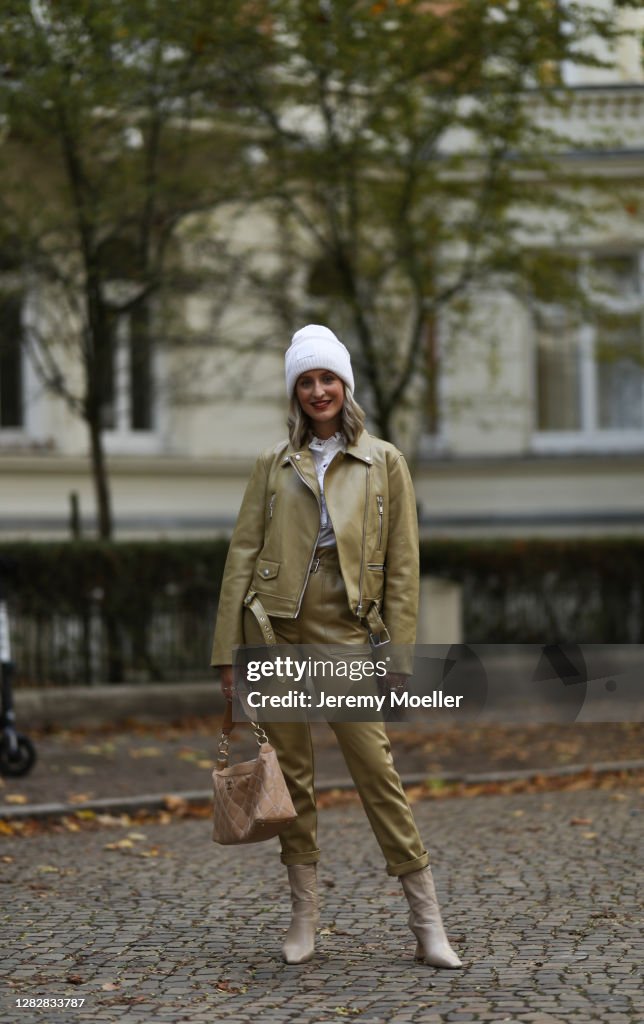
[{"left": 1, "top": 15, "right": 643, "bottom": 542}]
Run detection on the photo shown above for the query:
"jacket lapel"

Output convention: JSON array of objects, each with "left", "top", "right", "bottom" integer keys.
[
  {"left": 282, "top": 447, "right": 321, "bottom": 503},
  {"left": 345, "top": 428, "right": 373, "bottom": 465}
]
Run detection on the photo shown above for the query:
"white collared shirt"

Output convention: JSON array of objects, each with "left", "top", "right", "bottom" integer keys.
[{"left": 308, "top": 431, "right": 347, "bottom": 548}]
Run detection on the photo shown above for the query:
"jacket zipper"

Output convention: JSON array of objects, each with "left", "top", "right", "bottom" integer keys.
[
  {"left": 268, "top": 493, "right": 276, "bottom": 519},
  {"left": 290, "top": 458, "right": 322, "bottom": 616},
  {"left": 356, "top": 463, "right": 370, "bottom": 617},
  {"left": 376, "top": 494, "right": 384, "bottom": 548}
]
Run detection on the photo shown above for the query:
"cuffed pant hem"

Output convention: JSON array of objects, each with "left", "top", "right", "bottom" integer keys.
[
  {"left": 280, "top": 850, "right": 321, "bottom": 866},
  {"left": 386, "top": 852, "right": 430, "bottom": 877}
]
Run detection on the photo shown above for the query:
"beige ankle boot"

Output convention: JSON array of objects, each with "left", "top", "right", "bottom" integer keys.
[
  {"left": 400, "top": 866, "right": 462, "bottom": 968},
  {"left": 282, "top": 863, "right": 319, "bottom": 964}
]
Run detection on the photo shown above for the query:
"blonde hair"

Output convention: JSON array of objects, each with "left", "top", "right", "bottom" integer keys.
[{"left": 288, "top": 385, "right": 366, "bottom": 449}]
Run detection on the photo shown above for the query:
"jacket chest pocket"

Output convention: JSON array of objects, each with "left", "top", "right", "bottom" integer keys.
[{"left": 376, "top": 494, "right": 385, "bottom": 550}]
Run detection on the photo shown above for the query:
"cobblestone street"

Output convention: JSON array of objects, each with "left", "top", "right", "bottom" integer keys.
[{"left": 2, "top": 784, "right": 642, "bottom": 1024}]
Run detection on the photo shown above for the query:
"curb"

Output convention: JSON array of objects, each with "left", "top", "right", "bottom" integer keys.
[
  {"left": 2, "top": 759, "right": 643, "bottom": 822},
  {"left": 14, "top": 680, "right": 222, "bottom": 731}
]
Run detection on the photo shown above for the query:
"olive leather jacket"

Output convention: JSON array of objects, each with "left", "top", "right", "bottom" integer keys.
[{"left": 210, "top": 428, "right": 419, "bottom": 668}]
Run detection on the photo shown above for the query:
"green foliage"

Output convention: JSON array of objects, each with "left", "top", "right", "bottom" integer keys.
[
  {"left": 3, "top": 2, "right": 631, "bottom": 438},
  {"left": 211, "top": 0, "right": 643, "bottom": 437},
  {"left": 1, "top": 540, "right": 229, "bottom": 685},
  {"left": 1, "top": 539, "right": 229, "bottom": 612},
  {"left": 420, "top": 536, "right": 644, "bottom": 643},
  {"left": 1, "top": 536, "right": 641, "bottom": 686},
  {"left": 0, "top": 1, "right": 266, "bottom": 537}
]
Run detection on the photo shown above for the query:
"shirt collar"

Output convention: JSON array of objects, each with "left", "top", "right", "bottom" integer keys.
[
  {"left": 308, "top": 431, "right": 346, "bottom": 452},
  {"left": 282, "top": 428, "right": 373, "bottom": 465}
]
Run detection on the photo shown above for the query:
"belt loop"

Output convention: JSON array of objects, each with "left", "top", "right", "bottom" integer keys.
[
  {"left": 364, "top": 602, "right": 391, "bottom": 647},
  {"left": 245, "top": 593, "right": 276, "bottom": 645}
]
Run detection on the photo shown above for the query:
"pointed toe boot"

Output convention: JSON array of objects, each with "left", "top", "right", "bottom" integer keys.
[
  {"left": 282, "top": 863, "right": 319, "bottom": 965},
  {"left": 400, "top": 866, "right": 462, "bottom": 969}
]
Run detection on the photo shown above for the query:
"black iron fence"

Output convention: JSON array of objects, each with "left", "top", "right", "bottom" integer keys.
[
  {"left": 1, "top": 539, "right": 642, "bottom": 687},
  {"left": 0, "top": 541, "right": 227, "bottom": 687},
  {"left": 421, "top": 539, "right": 643, "bottom": 645}
]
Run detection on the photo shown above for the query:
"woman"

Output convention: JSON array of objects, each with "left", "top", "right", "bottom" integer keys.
[{"left": 211, "top": 324, "right": 462, "bottom": 969}]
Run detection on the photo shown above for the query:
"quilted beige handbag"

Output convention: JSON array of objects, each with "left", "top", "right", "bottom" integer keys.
[{"left": 211, "top": 701, "right": 297, "bottom": 845}]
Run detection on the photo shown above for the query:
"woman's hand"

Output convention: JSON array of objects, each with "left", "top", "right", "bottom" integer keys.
[
  {"left": 219, "top": 665, "right": 234, "bottom": 702},
  {"left": 384, "top": 672, "right": 408, "bottom": 693}
]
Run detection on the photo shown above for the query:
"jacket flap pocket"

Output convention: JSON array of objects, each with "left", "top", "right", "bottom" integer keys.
[{"left": 256, "top": 558, "right": 280, "bottom": 581}]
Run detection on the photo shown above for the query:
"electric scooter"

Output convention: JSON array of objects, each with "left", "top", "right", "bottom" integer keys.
[{"left": 0, "top": 566, "right": 36, "bottom": 777}]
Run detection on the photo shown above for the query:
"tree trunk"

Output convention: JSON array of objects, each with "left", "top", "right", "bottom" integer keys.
[
  {"left": 86, "top": 412, "right": 124, "bottom": 681},
  {"left": 376, "top": 408, "right": 393, "bottom": 444},
  {"left": 87, "top": 412, "right": 113, "bottom": 541}
]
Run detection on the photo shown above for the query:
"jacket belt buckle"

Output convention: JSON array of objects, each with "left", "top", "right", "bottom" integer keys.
[
  {"left": 368, "top": 627, "right": 391, "bottom": 648},
  {"left": 310, "top": 557, "right": 321, "bottom": 574}
]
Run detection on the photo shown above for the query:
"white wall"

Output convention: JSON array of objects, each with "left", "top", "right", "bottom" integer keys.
[{"left": 440, "top": 287, "right": 534, "bottom": 456}]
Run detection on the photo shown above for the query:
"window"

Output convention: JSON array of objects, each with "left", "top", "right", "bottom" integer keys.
[
  {"left": 0, "top": 291, "right": 24, "bottom": 430},
  {"left": 534, "top": 252, "right": 644, "bottom": 449},
  {"left": 97, "top": 233, "right": 159, "bottom": 450},
  {"left": 101, "top": 302, "right": 156, "bottom": 442}
]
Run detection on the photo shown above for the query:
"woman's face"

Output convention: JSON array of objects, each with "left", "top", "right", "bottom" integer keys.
[{"left": 295, "top": 368, "right": 344, "bottom": 436}]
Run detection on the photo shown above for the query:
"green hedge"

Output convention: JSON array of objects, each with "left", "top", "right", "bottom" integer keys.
[
  {"left": 0, "top": 538, "right": 641, "bottom": 686},
  {"left": 0, "top": 541, "right": 229, "bottom": 686},
  {"left": 420, "top": 537, "right": 644, "bottom": 644},
  {"left": 0, "top": 540, "right": 229, "bottom": 613}
]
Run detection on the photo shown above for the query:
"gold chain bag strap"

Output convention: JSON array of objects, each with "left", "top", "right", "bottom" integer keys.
[{"left": 212, "top": 700, "right": 297, "bottom": 845}]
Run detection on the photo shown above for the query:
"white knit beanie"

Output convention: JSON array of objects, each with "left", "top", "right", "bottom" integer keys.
[{"left": 285, "top": 324, "right": 354, "bottom": 398}]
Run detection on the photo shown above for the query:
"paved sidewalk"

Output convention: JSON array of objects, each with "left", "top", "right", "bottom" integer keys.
[{"left": 1, "top": 783, "right": 642, "bottom": 1023}]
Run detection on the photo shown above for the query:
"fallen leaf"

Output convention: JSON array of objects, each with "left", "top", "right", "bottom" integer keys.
[
  {"left": 101, "top": 982, "right": 119, "bottom": 991},
  {"left": 1, "top": 854, "right": 14, "bottom": 862},
  {"left": 582, "top": 831, "right": 598, "bottom": 839},
  {"left": 82, "top": 743, "right": 116, "bottom": 755},
  {"left": 69, "top": 766, "right": 95, "bottom": 776},
  {"left": 66, "top": 974, "right": 84, "bottom": 985},
  {"left": 68, "top": 793, "right": 94, "bottom": 804},
  {"left": 95, "top": 813, "right": 128, "bottom": 826},
  {"left": 215, "top": 980, "right": 244, "bottom": 994},
  {"left": 104, "top": 839, "right": 135, "bottom": 851},
  {"left": 569, "top": 817, "right": 593, "bottom": 826},
  {"left": 178, "top": 748, "right": 205, "bottom": 762},
  {"left": 4, "top": 794, "right": 27, "bottom": 805},
  {"left": 426, "top": 779, "right": 447, "bottom": 792},
  {"left": 163, "top": 795, "right": 189, "bottom": 813}
]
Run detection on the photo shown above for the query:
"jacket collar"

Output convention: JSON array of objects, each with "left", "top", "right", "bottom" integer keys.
[
  {"left": 344, "top": 428, "right": 373, "bottom": 465},
  {"left": 281, "top": 428, "right": 373, "bottom": 466}
]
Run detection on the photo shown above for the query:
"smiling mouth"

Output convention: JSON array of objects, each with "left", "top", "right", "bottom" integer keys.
[{"left": 312, "top": 401, "right": 331, "bottom": 409}]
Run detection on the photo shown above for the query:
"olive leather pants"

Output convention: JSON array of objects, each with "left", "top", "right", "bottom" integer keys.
[{"left": 241, "top": 546, "right": 429, "bottom": 878}]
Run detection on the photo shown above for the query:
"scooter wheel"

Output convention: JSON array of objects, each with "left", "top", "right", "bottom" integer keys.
[{"left": 0, "top": 734, "right": 37, "bottom": 777}]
